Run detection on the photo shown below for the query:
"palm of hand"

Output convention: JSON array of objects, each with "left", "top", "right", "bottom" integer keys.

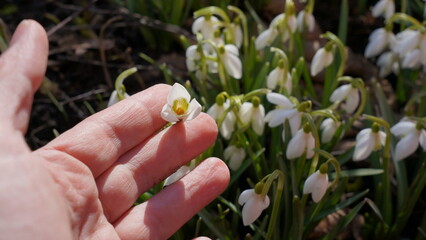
[{"left": 0, "top": 20, "right": 229, "bottom": 240}]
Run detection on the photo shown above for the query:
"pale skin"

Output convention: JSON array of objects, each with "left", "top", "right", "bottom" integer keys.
[{"left": 0, "top": 20, "right": 230, "bottom": 240}]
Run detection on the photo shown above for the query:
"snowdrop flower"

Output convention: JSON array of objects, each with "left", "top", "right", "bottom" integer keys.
[
  {"left": 320, "top": 118, "right": 341, "bottom": 143},
  {"left": 264, "top": 93, "right": 302, "bottom": 136},
  {"left": 161, "top": 83, "right": 202, "bottom": 122},
  {"left": 372, "top": 0, "right": 395, "bottom": 19},
  {"left": 353, "top": 123, "right": 386, "bottom": 161},
  {"left": 266, "top": 60, "right": 292, "bottom": 93},
  {"left": 186, "top": 45, "right": 218, "bottom": 74},
  {"left": 364, "top": 28, "right": 395, "bottom": 58},
  {"left": 207, "top": 96, "right": 236, "bottom": 140},
  {"left": 311, "top": 47, "right": 334, "bottom": 76},
  {"left": 239, "top": 97, "right": 265, "bottom": 135},
  {"left": 286, "top": 125, "right": 315, "bottom": 159},
  {"left": 107, "top": 90, "right": 129, "bottom": 107},
  {"left": 218, "top": 44, "right": 242, "bottom": 79},
  {"left": 296, "top": 10, "right": 315, "bottom": 32},
  {"left": 377, "top": 51, "right": 399, "bottom": 77},
  {"left": 224, "top": 145, "right": 246, "bottom": 171},
  {"left": 255, "top": 27, "right": 279, "bottom": 50},
  {"left": 163, "top": 160, "right": 196, "bottom": 186},
  {"left": 192, "top": 15, "right": 221, "bottom": 40},
  {"left": 392, "top": 29, "right": 421, "bottom": 57},
  {"left": 402, "top": 49, "right": 421, "bottom": 68},
  {"left": 330, "top": 84, "right": 360, "bottom": 114},
  {"left": 238, "top": 189, "right": 270, "bottom": 226},
  {"left": 303, "top": 168, "right": 329, "bottom": 203},
  {"left": 391, "top": 120, "right": 426, "bottom": 161}
]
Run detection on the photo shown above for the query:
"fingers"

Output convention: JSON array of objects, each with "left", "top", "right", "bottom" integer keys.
[
  {"left": 96, "top": 113, "right": 218, "bottom": 222},
  {"left": 113, "top": 158, "right": 230, "bottom": 240},
  {"left": 38, "top": 84, "right": 171, "bottom": 177},
  {"left": 0, "top": 20, "right": 48, "bottom": 134}
]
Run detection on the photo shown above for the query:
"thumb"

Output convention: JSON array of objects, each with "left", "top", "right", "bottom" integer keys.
[{"left": 0, "top": 20, "right": 48, "bottom": 134}]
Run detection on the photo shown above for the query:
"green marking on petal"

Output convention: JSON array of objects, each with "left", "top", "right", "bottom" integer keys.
[{"left": 172, "top": 98, "right": 189, "bottom": 116}]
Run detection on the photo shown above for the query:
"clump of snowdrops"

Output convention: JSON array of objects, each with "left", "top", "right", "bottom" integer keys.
[{"left": 111, "top": 0, "right": 426, "bottom": 239}]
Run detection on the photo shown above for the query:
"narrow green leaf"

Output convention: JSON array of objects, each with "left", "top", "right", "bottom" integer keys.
[{"left": 330, "top": 168, "right": 384, "bottom": 179}]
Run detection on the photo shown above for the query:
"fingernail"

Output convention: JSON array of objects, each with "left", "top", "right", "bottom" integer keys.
[{"left": 9, "top": 20, "right": 32, "bottom": 47}]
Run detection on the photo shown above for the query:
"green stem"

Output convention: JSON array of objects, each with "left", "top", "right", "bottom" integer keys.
[
  {"left": 322, "top": 32, "right": 347, "bottom": 78},
  {"left": 263, "top": 170, "right": 285, "bottom": 240},
  {"left": 114, "top": 67, "right": 137, "bottom": 100}
]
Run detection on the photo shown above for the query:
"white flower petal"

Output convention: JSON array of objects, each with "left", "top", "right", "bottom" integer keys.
[
  {"left": 221, "top": 46, "right": 242, "bottom": 79},
  {"left": 163, "top": 164, "right": 194, "bottom": 186},
  {"left": 255, "top": 28, "right": 278, "bottom": 50},
  {"left": 167, "top": 83, "right": 190, "bottom": 106},
  {"left": 286, "top": 129, "right": 306, "bottom": 159},
  {"left": 241, "top": 194, "right": 270, "bottom": 226},
  {"left": 252, "top": 106, "right": 265, "bottom": 135},
  {"left": 161, "top": 104, "right": 180, "bottom": 122},
  {"left": 266, "top": 93, "right": 294, "bottom": 108},
  {"left": 305, "top": 132, "right": 316, "bottom": 159},
  {"left": 391, "top": 121, "right": 416, "bottom": 137},
  {"left": 394, "top": 131, "right": 420, "bottom": 161},
  {"left": 303, "top": 171, "right": 329, "bottom": 203},
  {"left": 330, "top": 84, "right": 351, "bottom": 102},
  {"left": 419, "top": 129, "right": 426, "bottom": 151},
  {"left": 239, "top": 102, "right": 253, "bottom": 125},
  {"left": 344, "top": 88, "right": 360, "bottom": 114},
  {"left": 267, "top": 67, "right": 282, "bottom": 90},
  {"left": 353, "top": 129, "right": 374, "bottom": 161},
  {"left": 238, "top": 189, "right": 254, "bottom": 205},
  {"left": 183, "top": 99, "right": 202, "bottom": 121},
  {"left": 402, "top": 49, "right": 421, "bottom": 68}
]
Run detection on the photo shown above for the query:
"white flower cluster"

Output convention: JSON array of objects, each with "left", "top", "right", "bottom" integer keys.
[{"left": 364, "top": 0, "right": 426, "bottom": 76}]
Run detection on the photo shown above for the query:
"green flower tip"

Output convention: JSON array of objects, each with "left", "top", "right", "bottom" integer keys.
[
  {"left": 216, "top": 93, "right": 225, "bottom": 106},
  {"left": 254, "top": 182, "right": 265, "bottom": 194},
  {"left": 319, "top": 163, "right": 329, "bottom": 174},
  {"left": 252, "top": 96, "right": 261, "bottom": 107},
  {"left": 278, "top": 59, "right": 285, "bottom": 69},
  {"left": 303, "top": 123, "right": 312, "bottom": 133},
  {"left": 218, "top": 45, "right": 225, "bottom": 54},
  {"left": 297, "top": 101, "right": 312, "bottom": 112},
  {"left": 371, "top": 122, "right": 380, "bottom": 132}
]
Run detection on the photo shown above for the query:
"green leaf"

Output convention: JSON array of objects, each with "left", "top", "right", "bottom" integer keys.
[
  {"left": 330, "top": 168, "right": 384, "bottom": 179},
  {"left": 313, "top": 189, "right": 369, "bottom": 222},
  {"left": 323, "top": 199, "right": 365, "bottom": 240}
]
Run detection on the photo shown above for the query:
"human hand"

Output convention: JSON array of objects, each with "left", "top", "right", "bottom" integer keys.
[{"left": 0, "top": 20, "right": 229, "bottom": 240}]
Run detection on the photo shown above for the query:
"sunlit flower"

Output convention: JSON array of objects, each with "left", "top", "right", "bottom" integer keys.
[
  {"left": 218, "top": 44, "right": 242, "bottom": 79},
  {"left": 238, "top": 189, "right": 270, "bottom": 226},
  {"left": 372, "top": 0, "right": 395, "bottom": 19},
  {"left": 296, "top": 10, "right": 315, "bottom": 32},
  {"left": 391, "top": 120, "right": 426, "bottom": 161},
  {"left": 192, "top": 15, "right": 221, "bottom": 40},
  {"left": 224, "top": 145, "right": 246, "bottom": 171},
  {"left": 392, "top": 29, "right": 421, "bottom": 57},
  {"left": 239, "top": 100, "right": 265, "bottom": 135},
  {"left": 286, "top": 126, "right": 315, "bottom": 159},
  {"left": 161, "top": 83, "right": 202, "bottom": 122},
  {"left": 107, "top": 90, "right": 129, "bottom": 107},
  {"left": 364, "top": 28, "right": 395, "bottom": 58},
  {"left": 207, "top": 99, "right": 236, "bottom": 140},
  {"left": 311, "top": 47, "right": 334, "bottom": 76},
  {"left": 377, "top": 51, "right": 399, "bottom": 77},
  {"left": 266, "top": 63, "right": 292, "bottom": 93},
  {"left": 264, "top": 93, "right": 301, "bottom": 136},
  {"left": 163, "top": 160, "right": 196, "bottom": 186},
  {"left": 353, "top": 125, "right": 386, "bottom": 161},
  {"left": 330, "top": 84, "right": 360, "bottom": 114},
  {"left": 303, "top": 170, "right": 329, "bottom": 203},
  {"left": 320, "top": 118, "right": 341, "bottom": 143}
]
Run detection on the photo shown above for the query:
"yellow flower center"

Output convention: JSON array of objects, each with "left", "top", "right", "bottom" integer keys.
[{"left": 172, "top": 98, "right": 189, "bottom": 116}]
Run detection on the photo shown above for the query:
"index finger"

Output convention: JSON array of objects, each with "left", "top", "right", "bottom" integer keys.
[{"left": 37, "top": 84, "right": 171, "bottom": 177}]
